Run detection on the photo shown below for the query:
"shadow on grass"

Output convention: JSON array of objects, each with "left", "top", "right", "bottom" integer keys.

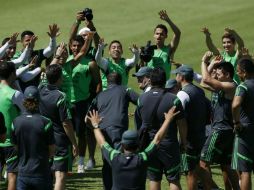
[{"left": 66, "top": 169, "right": 103, "bottom": 189}]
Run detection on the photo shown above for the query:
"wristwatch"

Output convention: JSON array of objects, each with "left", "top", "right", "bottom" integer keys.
[{"left": 93, "top": 124, "right": 99, "bottom": 129}]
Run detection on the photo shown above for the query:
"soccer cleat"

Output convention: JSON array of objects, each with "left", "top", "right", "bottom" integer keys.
[
  {"left": 77, "top": 164, "right": 85, "bottom": 173},
  {"left": 85, "top": 159, "right": 95, "bottom": 170}
]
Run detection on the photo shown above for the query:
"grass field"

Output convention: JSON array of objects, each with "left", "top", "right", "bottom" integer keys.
[{"left": 1, "top": 0, "right": 254, "bottom": 189}]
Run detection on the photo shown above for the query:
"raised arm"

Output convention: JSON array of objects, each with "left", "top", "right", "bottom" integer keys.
[
  {"left": 159, "top": 10, "right": 181, "bottom": 54},
  {"left": 69, "top": 11, "right": 84, "bottom": 43},
  {"left": 86, "top": 110, "right": 105, "bottom": 147},
  {"left": 95, "top": 38, "right": 109, "bottom": 71},
  {"left": 85, "top": 19, "right": 100, "bottom": 49},
  {"left": 201, "top": 27, "right": 220, "bottom": 56},
  {"left": 72, "top": 31, "right": 94, "bottom": 62},
  {"left": 125, "top": 44, "right": 140, "bottom": 67},
  {"left": 43, "top": 24, "right": 59, "bottom": 58},
  {"left": 152, "top": 106, "right": 179, "bottom": 145},
  {"left": 12, "top": 36, "right": 37, "bottom": 68},
  {"left": 201, "top": 54, "right": 234, "bottom": 92},
  {"left": 0, "top": 33, "right": 19, "bottom": 59}
]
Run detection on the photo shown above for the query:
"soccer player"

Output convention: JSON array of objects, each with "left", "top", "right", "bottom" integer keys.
[
  {"left": 13, "top": 24, "right": 59, "bottom": 91},
  {"left": 201, "top": 27, "right": 244, "bottom": 84},
  {"left": 172, "top": 65, "right": 210, "bottom": 190},
  {"left": 232, "top": 58, "right": 254, "bottom": 190},
  {"left": 200, "top": 55, "right": 240, "bottom": 190},
  {"left": 0, "top": 61, "right": 24, "bottom": 190},
  {"left": 69, "top": 10, "right": 101, "bottom": 58},
  {"left": 12, "top": 86, "right": 55, "bottom": 190},
  {"left": 147, "top": 10, "right": 181, "bottom": 79},
  {"left": 39, "top": 64, "right": 78, "bottom": 190},
  {"left": 95, "top": 38, "right": 139, "bottom": 90},
  {"left": 135, "top": 67, "right": 187, "bottom": 190},
  {"left": 86, "top": 105, "right": 179, "bottom": 190},
  {"left": 69, "top": 35, "right": 101, "bottom": 172},
  {"left": 87, "top": 72, "right": 139, "bottom": 190}
]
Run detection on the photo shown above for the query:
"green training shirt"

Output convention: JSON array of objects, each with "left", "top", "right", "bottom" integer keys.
[
  {"left": 0, "top": 84, "right": 19, "bottom": 147},
  {"left": 147, "top": 45, "right": 171, "bottom": 79},
  {"left": 61, "top": 56, "right": 73, "bottom": 103},
  {"left": 101, "top": 58, "right": 128, "bottom": 90},
  {"left": 71, "top": 56, "right": 92, "bottom": 103},
  {"left": 221, "top": 51, "right": 240, "bottom": 84}
]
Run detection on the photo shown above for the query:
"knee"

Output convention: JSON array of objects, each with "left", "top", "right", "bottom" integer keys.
[{"left": 199, "top": 160, "right": 209, "bottom": 169}]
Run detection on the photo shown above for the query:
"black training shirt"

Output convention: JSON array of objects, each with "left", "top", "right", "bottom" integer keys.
[
  {"left": 39, "top": 84, "right": 72, "bottom": 148},
  {"left": 12, "top": 112, "right": 54, "bottom": 177}
]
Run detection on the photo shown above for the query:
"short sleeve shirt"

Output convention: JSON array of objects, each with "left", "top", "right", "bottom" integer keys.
[
  {"left": 39, "top": 84, "right": 72, "bottom": 148},
  {"left": 12, "top": 112, "right": 54, "bottom": 177},
  {"left": 102, "top": 142, "right": 157, "bottom": 190}
]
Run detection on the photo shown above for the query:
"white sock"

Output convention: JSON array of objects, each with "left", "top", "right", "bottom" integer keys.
[{"left": 78, "top": 157, "right": 84, "bottom": 165}]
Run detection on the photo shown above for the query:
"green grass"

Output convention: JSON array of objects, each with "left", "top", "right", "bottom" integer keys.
[{"left": 1, "top": 0, "right": 254, "bottom": 189}]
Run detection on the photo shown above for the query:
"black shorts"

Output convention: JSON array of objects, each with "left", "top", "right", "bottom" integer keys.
[
  {"left": 200, "top": 129, "right": 234, "bottom": 165},
  {"left": 3, "top": 146, "right": 18, "bottom": 173},
  {"left": 231, "top": 136, "right": 254, "bottom": 172},
  {"left": 181, "top": 139, "right": 205, "bottom": 173},
  {"left": 147, "top": 142, "right": 180, "bottom": 182},
  {"left": 53, "top": 146, "right": 71, "bottom": 172},
  {"left": 181, "top": 146, "right": 202, "bottom": 173},
  {"left": 72, "top": 99, "right": 90, "bottom": 137}
]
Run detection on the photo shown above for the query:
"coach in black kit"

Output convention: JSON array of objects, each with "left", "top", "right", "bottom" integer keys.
[
  {"left": 88, "top": 72, "right": 139, "bottom": 190},
  {"left": 12, "top": 86, "right": 55, "bottom": 190},
  {"left": 135, "top": 67, "right": 187, "bottom": 190}
]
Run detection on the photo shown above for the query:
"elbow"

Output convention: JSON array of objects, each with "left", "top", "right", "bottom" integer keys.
[{"left": 202, "top": 76, "right": 210, "bottom": 84}]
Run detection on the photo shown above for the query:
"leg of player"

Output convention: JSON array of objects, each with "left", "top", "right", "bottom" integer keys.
[
  {"left": 54, "top": 171, "right": 66, "bottom": 190},
  {"left": 240, "top": 172, "right": 251, "bottom": 190},
  {"left": 149, "top": 180, "right": 161, "bottom": 190}
]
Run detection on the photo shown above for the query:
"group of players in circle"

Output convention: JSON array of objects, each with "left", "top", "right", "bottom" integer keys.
[{"left": 0, "top": 8, "right": 254, "bottom": 190}]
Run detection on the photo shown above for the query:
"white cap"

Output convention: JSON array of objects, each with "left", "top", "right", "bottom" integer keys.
[{"left": 78, "top": 27, "right": 91, "bottom": 35}]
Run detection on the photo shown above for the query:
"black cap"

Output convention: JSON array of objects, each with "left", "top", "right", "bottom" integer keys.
[
  {"left": 121, "top": 130, "right": 138, "bottom": 145},
  {"left": 132, "top": 67, "right": 153, "bottom": 77},
  {"left": 171, "top": 65, "right": 194, "bottom": 78},
  {"left": 165, "top": 79, "right": 177, "bottom": 89},
  {"left": 24, "top": 86, "right": 39, "bottom": 100}
]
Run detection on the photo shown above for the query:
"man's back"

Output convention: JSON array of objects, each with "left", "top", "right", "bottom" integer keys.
[
  {"left": 181, "top": 83, "right": 210, "bottom": 144},
  {"left": 12, "top": 112, "right": 53, "bottom": 177},
  {"left": 39, "top": 84, "right": 71, "bottom": 144},
  {"left": 93, "top": 84, "right": 138, "bottom": 129},
  {"left": 136, "top": 88, "right": 183, "bottom": 142},
  {"left": 102, "top": 142, "right": 157, "bottom": 190}
]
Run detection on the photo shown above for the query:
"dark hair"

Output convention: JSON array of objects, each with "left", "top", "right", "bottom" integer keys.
[
  {"left": 154, "top": 24, "right": 168, "bottom": 35},
  {"left": 70, "top": 35, "right": 85, "bottom": 45},
  {"left": 46, "top": 64, "right": 62, "bottom": 84},
  {"left": 23, "top": 98, "right": 38, "bottom": 112},
  {"left": 182, "top": 74, "right": 193, "bottom": 82},
  {"left": 107, "top": 72, "right": 122, "bottom": 85},
  {"left": 150, "top": 67, "right": 166, "bottom": 87},
  {"left": 216, "top": 61, "right": 234, "bottom": 79},
  {"left": 222, "top": 33, "right": 235, "bottom": 44},
  {"left": 2, "top": 38, "right": 10, "bottom": 45},
  {"left": 238, "top": 58, "right": 254, "bottom": 74},
  {"left": 109, "top": 40, "right": 122, "bottom": 50},
  {"left": 21, "top": 30, "right": 34, "bottom": 40},
  {"left": 122, "top": 143, "right": 138, "bottom": 152},
  {"left": 0, "top": 61, "right": 16, "bottom": 80}
]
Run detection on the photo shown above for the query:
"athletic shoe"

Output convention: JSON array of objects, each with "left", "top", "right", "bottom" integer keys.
[
  {"left": 85, "top": 159, "right": 95, "bottom": 170},
  {"left": 77, "top": 164, "right": 85, "bottom": 173}
]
